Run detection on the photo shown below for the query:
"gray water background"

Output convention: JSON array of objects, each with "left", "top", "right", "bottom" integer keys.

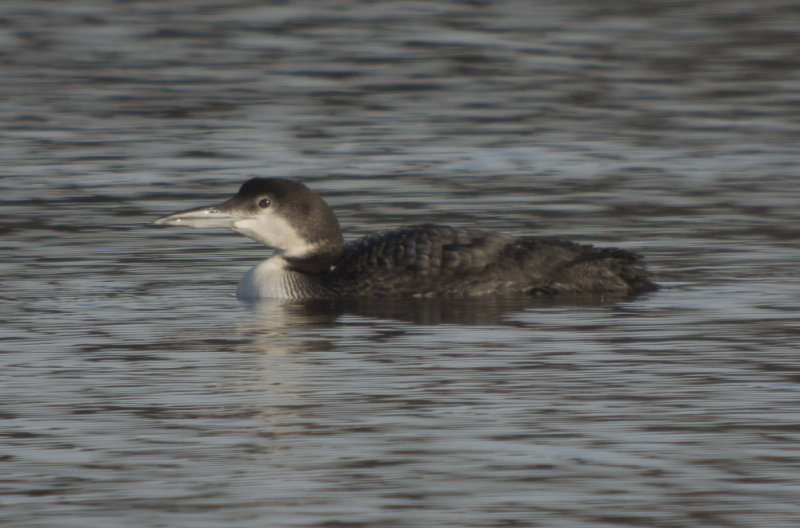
[{"left": 2, "top": 1, "right": 800, "bottom": 527}]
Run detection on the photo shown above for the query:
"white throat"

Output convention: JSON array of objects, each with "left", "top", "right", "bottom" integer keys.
[{"left": 232, "top": 215, "right": 317, "bottom": 258}]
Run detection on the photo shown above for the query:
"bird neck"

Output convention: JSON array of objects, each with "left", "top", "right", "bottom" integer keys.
[{"left": 282, "top": 246, "right": 342, "bottom": 274}]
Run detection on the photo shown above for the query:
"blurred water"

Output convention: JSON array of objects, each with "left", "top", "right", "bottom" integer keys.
[{"left": 2, "top": 1, "right": 800, "bottom": 527}]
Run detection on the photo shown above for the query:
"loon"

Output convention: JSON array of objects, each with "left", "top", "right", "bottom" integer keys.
[{"left": 154, "top": 178, "right": 657, "bottom": 300}]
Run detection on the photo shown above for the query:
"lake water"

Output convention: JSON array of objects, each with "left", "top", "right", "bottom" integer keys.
[{"left": 2, "top": 1, "right": 800, "bottom": 527}]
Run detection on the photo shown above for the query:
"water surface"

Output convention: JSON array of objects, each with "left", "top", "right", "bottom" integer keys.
[{"left": 2, "top": 1, "right": 800, "bottom": 527}]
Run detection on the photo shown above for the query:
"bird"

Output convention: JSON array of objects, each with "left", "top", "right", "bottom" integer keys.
[{"left": 154, "top": 178, "right": 657, "bottom": 300}]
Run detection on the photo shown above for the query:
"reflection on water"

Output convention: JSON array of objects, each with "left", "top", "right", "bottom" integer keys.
[
  {"left": 2, "top": 0, "right": 800, "bottom": 527},
  {"left": 244, "top": 293, "right": 655, "bottom": 328}
]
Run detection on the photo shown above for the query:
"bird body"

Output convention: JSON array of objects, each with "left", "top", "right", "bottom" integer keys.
[{"left": 155, "top": 178, "right": 657, "bottom": 300}]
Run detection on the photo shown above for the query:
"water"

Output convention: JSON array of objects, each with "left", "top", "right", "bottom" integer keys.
[{"left": 2, "top": 1, "right": 800, "bottom": 526}]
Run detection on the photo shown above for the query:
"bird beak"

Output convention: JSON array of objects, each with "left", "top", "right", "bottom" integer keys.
[{"left": 154, "top": 198, "right": 246, "bottom": 228}]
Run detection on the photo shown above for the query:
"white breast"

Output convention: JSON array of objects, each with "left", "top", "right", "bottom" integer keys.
[{"left": 236, "top": 257, "right": 296, "bottom": 300}]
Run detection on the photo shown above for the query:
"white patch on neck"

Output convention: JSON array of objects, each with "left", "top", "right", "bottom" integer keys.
[
  {"left": 237, "top": 256, "right": 296, "bottom": 300},
  {"left": 232, "top": 214, "right": 317, "bottom": 258}
]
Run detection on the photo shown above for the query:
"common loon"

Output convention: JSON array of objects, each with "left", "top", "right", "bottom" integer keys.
[{"left": 154, "top": 178, "right": 657, "bottom": 300}]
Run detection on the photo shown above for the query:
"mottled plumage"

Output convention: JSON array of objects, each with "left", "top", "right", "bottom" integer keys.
[{"left": 320, "top": 225, "right": 653, "bottom": 297}]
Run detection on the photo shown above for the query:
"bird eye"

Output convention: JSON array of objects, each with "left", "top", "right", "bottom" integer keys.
[{"left": 258, "top": 198, "right": 271, "bottom": 209}]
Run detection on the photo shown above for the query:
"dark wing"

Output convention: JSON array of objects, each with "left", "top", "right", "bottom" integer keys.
[
  {"left": 538, "top": 244, "right": 657, "bottom": 295},
  {"left": 335, "top": 224, "right": 516, "bottom": 274},
  {"left": 325, "top": 224, "right": 655, "bottom": 297}
]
